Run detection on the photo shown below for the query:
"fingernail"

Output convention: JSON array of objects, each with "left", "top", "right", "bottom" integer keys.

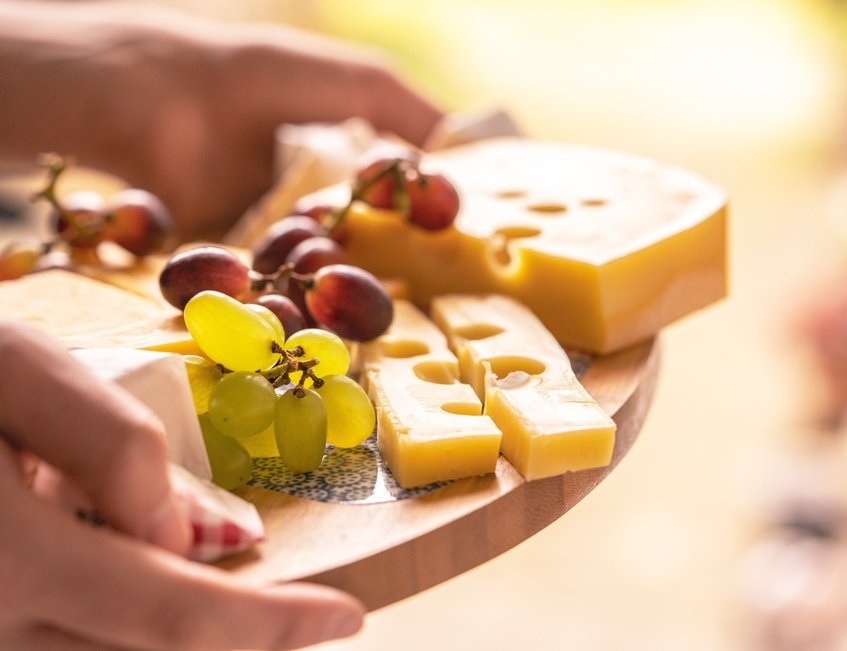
[
  {"left": 324, "top": 600, "right": 365, "bottom": 640},
  {"left": 144, "top": 495, "right": 192, "bottom": 555}
]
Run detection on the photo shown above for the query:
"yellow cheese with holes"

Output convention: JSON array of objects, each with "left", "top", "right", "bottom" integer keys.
[
  {"left": 358, "top": 300, "right": 502, "bottom": 488},
  {"left": 0, "top": 269, "right": 199, "bottom": 353},
  {"left": 317, "top": 137, "right": 727, "bottom": 353},
  {"left": 430, "top": 294, "right": 616, "bottom": 480}
]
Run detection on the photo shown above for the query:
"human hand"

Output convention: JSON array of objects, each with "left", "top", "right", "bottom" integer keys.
[
  {"left": 0, "top": 319, "right": 364, "bottom": 650},
  {"left": 0, "top": 2, "right": 444, "bottom": 241}
]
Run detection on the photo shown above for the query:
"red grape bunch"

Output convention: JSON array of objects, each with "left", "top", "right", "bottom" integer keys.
[
  {"left": 159, "top": 144, "right": 461, "bottom": 344},
  {"left": 0, "top": 154, "right": 175, "bottom": 280},
  {"left": 350, "top": 145, "right": 461, "bottom": 231},
  {"left": 159, "top": 244, "right": 394, "bottom": 343}
]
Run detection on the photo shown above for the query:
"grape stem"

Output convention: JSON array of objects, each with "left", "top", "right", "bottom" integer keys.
[
  {"left": 30, "top": 152, "right": 69, "bottom": 214},
  {"left": 30, "top": 152, "right": 112, "bottom": 243},
  {"left": 254, "top": 344, "right": 323, "bottom": 390},
  {"left": 248, "top": 264, "right": 297, "bottom": 292},
  {"left": 325, "top": 153, "right": 420, "bottom": 232}
]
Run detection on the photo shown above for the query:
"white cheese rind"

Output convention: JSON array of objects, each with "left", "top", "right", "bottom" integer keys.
[{"left": 72, "top": 348, "right": 212, "bottom": 480}]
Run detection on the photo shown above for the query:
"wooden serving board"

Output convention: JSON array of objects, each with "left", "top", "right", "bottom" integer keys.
[{"left": 218, "top": 337, "right": 660, "bottom": 611}]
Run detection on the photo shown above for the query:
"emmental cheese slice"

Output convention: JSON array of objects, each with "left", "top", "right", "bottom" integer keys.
[
  {"left": 358, "top": 300, "right": 502, "bottom": 488},
  {"left": 430, "top": 294, "right": 617, "bottom": 480},
  {"left": 0, "top": 269, "right": 198, "bottom": 353},
  {"left": 318, "top": 137, "right": 727, "bottom": 354}
]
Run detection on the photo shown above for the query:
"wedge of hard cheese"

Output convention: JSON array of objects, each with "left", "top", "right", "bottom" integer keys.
[
  {"left": 320, "top": 137, "right": 727, "bottom": 354},
  {"left": 0, "top": 269, "right": 197, "bottom": 353},
  {"left": 358, "top": 300, "right": 502, "bottom": 488},
  {"left": 430, "top": 294, "right": 617, "bottom": 480}
]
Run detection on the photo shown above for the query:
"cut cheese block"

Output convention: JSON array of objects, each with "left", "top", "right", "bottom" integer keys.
[
  {"left": 358, "top": 300, "right": 502, "bottom": 488},
  {"left": 72, "top": 347, "right": 212, "bottom": 480},
  {"left": 0, "top": 269, "right": 198, "bottom": 353},
  {"left": 313, "top": 137, "right": 727, "bottom": 354},
  {"left": 430, "top": 294, "right": 617, "bottom": 480}
]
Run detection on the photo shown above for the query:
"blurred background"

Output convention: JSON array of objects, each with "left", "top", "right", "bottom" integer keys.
[{"left": 17, "top": 0, "right": 847, "bottom": 648}]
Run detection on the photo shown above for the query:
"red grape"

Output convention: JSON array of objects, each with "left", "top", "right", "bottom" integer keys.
[
  {"left": 302, "top": 263, "right": 393, "bottom": 341},
  {"left": 404, "top": 170, "right": 460, "bottom": 230},
  {"left": 159, "top": 245, "right": 250, "bottom": 310},
  {"left": 253, "top": 293, "right": 308, "bottom": 337},
  {"left": 353, "top": 158, "right": 405, "bottom": 210},
  {"left": 0, "top": 240, "right": 45, "bottom": 280},
  {"left": 53, "top": 191, "right": 107, "bottom": 249},
  {"left": 251, "top": 216, "right": 327, "bottom": 274},
  {"left": 103, "top": 188, "right": 174, "bottom": 256},
  {"left": 290, "top": 199, "right": 348, "bottom": 244},
  {"left": 286, "top": 236, "right": 347, "bottom": 274}
]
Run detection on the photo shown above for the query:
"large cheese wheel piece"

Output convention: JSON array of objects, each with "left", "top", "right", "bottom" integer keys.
[
  {"left": 326, "top": 137, "right": 727, "bottom": 354},
  {"left": 0, "top": 269, "right": 197, "bottom": 353},
  {"left": 431, "top": 294, "right": 617, "bottom": 480}
]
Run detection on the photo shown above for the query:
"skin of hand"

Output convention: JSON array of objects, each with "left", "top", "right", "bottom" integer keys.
[
  {"left": 0, "top": 319, "right": 365, "bottom": 651},
  {"left": 0, "top": 1, "right": 444, "bottom": 242}
]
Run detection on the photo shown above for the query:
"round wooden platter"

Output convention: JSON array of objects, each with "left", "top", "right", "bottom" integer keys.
[{"left": 217, "top": 336, "right": 661, "bottom": 611}]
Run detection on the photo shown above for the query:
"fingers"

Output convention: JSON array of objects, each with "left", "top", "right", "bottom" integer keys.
[
  {"left": 0, "top": 320, "right": 190, "bottom": 553},
  {"left": 226, "top": 26, "right": 444, "bottom": 147},
  {"left": 24, "top": 498, "right": 362, "bottom": 650},
  {"left": 1, "top": 445, "right": 363, "bottom": 651}
]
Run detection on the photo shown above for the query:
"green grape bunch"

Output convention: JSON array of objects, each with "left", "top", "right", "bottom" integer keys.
[{"left": 181, "top": 290, "right": 376, "bottom": 489}]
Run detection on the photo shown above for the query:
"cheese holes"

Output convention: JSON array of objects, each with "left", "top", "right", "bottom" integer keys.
[
  {"left": 526, "top": 201, "right": 567, "bottom": 214},
  {"left": 450, "top": 323, "right": 504, "bottom": 341},
  {"left": 440, "top": 401, "right": 484, "bottom": 416},
  {"left": 413, "top": 360, "right": 458, "bottom": 385},
  {"left": 491, "top": 227, "right": 540, "bottom": 266},
  {"left": 580, "top": 197, "right": 608, "bottom": 207},
  {"left": 493, "top": 189, "right": 526, "bottom": 199},
  {"left": 379, "top": 339, "right": 429, "bottom": 358},
  {"left": 487, "top": 356, "right": 546, "bottom": 383}
]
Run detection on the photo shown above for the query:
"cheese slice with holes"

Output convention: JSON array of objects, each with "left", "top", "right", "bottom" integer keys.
[
  {"left": 430, "top": 294, "right": 616, "bottom": 480},
  {"left": 358, "top": 300, "right": 502, "bottom": 488},
  {"left": 312, "top": 137, "right": 727, "bottom": 353},
  {"left": 0, "top": 269, "right": 199, "bottom": 353}
]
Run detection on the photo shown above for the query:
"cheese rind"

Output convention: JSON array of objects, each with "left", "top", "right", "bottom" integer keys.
[
  {"left": 430, "top": 294, "right": 617, "bottom": 480},
  {"left": 359, "top": 301, "right": 502, "bottom": 488},
  {"left": 72, "top": 347, "right": 212, "bottom": 480},
  {"left": 318, "top": 137, "right": 727, "bottom": 353}
]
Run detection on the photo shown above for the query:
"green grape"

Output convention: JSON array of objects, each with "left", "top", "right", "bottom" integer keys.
[
  {"left": 184, "top": 290, "right": 282, "bottom": 372},
  {"left": 275, "top": 388, "right": 327, "bottom": 473},
  {"left": 208, "top": 371, "right": 276, "bottom": 438},
  {"left": 182, "top": 354, "right": 222, "bottom": 414},
  {"left": 316, "top": 374, "right": 375, "bottom": 448},
  {"left": 198, "top": 414, "right": 253, "bottom": 490},
  {"left": 247, "top": 302, "right": 285, "bottom": 343},
  {"left": 284, "top": 328, "right": 350, "bottom": 385},
  {"left": 238, "top": 422, "right": 279, "bottom": 458}
]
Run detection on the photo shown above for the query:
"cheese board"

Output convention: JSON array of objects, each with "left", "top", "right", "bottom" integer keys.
[
  {"left": 0, "top": 123, "right": 719, "bottom": 611},
  {"left": 218, "top": 335, "right": 659, "bottom": 611}
]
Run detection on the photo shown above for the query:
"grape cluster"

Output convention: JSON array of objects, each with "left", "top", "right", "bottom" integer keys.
[
  {"left": 183, "top": 290, "right": 375, "bottom": 489},
  {"left": 350, "top": 145, "right": 461, "bottom": 231},
  {"left": 0, "top": 154, "right": 174, "bottom": 280},
  {"left": 158, "top": 143, "right": 460, "bottom": 344}
]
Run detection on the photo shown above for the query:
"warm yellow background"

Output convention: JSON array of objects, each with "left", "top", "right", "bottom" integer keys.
[{"left": 15, "top": 0, "right": 847, "bottom": 648}]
